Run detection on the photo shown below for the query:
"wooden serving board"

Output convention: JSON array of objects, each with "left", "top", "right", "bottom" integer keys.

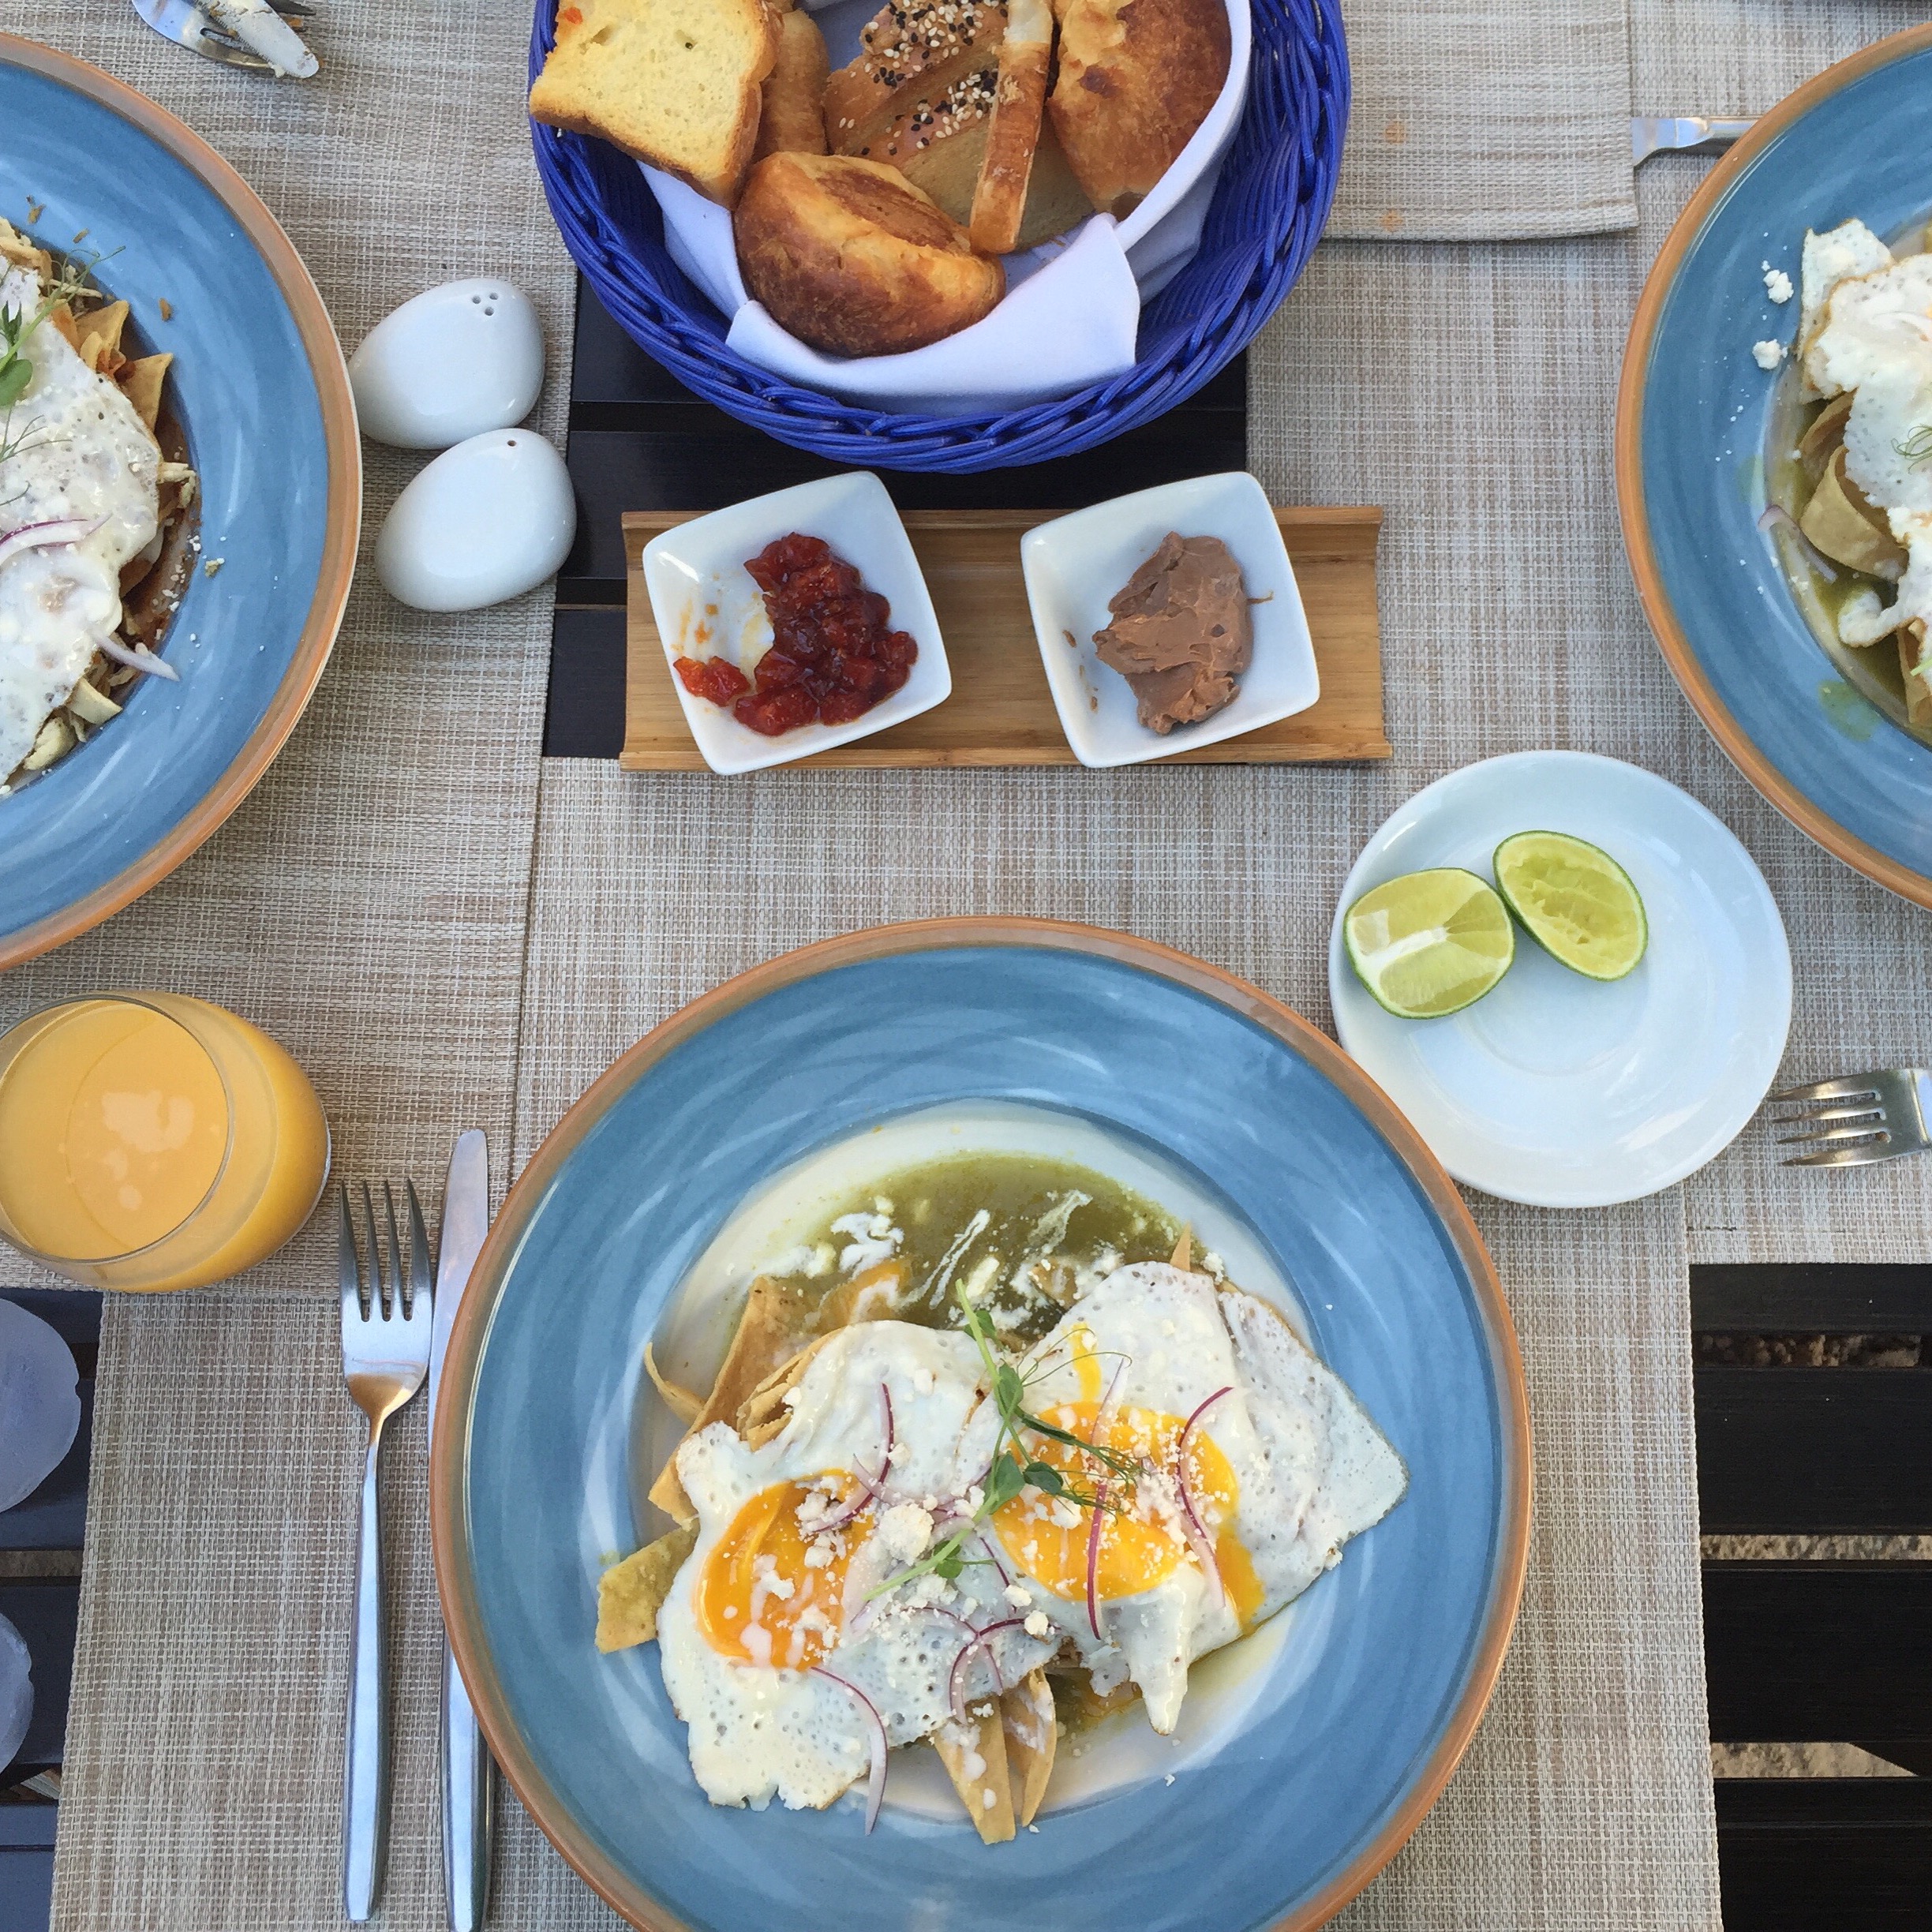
[{"left": 620, "top": 507, "right": 1388, "bottom": 769}]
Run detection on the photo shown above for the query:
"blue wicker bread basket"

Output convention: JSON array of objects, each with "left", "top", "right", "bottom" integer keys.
[{"left": 528, "top": 0, "right": 1347, "bottom": 473}]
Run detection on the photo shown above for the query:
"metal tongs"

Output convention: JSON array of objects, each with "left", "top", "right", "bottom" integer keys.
[{"left": 129, "top": 0, "right": 320, "bottom": 77}]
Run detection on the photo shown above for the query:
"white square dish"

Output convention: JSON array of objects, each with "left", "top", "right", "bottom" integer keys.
[
  {"left": 639, "top": 472, "right": 950, "bottom": 774},
  {"left": 1019, "top": 472, "right": 1320, "bottom": 769}
]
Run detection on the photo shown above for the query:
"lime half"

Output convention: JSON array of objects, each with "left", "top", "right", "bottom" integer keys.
[
  {"left": 1492, "top": 832, "right": 1648, "bottom": 980},
  {"left": 1343, "top": 868, "right": 1516, "bottom": 1018}
]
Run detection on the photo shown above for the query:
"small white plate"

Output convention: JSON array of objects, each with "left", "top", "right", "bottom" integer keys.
[
  {"left": 1327, "top": 751, "right": 1792, "bottom": 1209},
  {"left": 639, "top": 472, "right": 950, "bottom": 775},
  {"left": 1019, "top": 472, "right": 1320, "bottom": 768}
]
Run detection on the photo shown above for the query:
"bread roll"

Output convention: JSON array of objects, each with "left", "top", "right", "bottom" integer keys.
[
  {"left": 1049, "top": 0, "right": 1229, "bottom": 219},
  {"left": 530, "top": 0, "right": 779, "bottom": 206},
  {"left": 753, "top": 8, "right": 829, "bottom": 159},
  {"left": 969, "top": 0, "right": 1051, "bottom": 254},
  {"left": 822, "top": 0, "right": 1008, "bottom": 155},
  {"left": 734, "top": 152, "right": 1005, "bottom": 356}
]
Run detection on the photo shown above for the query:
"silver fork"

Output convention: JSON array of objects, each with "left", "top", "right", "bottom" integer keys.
[
  {"left": 129, "top": 0, "right": 317, "bottom": 73},
  {"left": 339, "top": 1182, "right": 432, "bottom": 1923},
  {"left": 1766, "top": 1069, "right": 1932, "bottom": 1167}
]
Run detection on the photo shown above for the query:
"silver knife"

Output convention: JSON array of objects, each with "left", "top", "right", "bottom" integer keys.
[
  {"left": 1631, "top": 115, "right": 1755, "bottom": 165},
  {"left": 430, "top": 1131, "right": 495, "bottom": 1931}
]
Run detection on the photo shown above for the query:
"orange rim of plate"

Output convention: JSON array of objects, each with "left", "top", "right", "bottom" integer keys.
[
  {"left": 430, "top": 917, "right": 1533, "bottom": 1932},
  {"left": 0, "top": 36, "right": 360, "bottom": 968},
  {"left": 1615, "top": 22, "right": 1932, "bottom": 911}
]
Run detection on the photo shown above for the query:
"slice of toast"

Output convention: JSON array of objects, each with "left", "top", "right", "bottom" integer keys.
[
  {"left": 968, "top": 0, "right": 1051, "bottom": 253},
  {"left": 530, "top": 0, "right": 780, "bottom": 206},
  {"left": 753, "top": 6, "right": 830, "bottom": 159}
]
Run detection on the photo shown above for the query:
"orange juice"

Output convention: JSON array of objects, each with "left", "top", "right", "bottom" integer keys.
[{"left": 0, "top": 994, "right": 329, "bottom": 1291}]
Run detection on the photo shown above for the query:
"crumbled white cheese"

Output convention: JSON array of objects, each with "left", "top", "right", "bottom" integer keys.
[
  {"left": 1164, "top": 1773, "right": 1176, "bottom": 1786},
  {"left": 1024, "top": 1610, "right": 1051, "bottom": 1638},
  {"left": 876, "top": 1502, "right": 933, "bottom": 1563},
  {"left": 912, "top": 1366, "right": 935, "bottom": 1395},
  {"left": 1763, "top": 264, "right": 1794, "bottom": 304},
  {"left": 982, "top": 1788, "right": 997, "bottom": 1810},
  {"left": 1752, "top": 339, "right": 1786, "bottom": 370},
  {"left": 1004, "top": 1583, "right": 1034, "bottom": 1609}
]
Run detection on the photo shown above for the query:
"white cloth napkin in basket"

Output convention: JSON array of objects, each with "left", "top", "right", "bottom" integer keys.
[{"left": 646, "top": 0, "right": 1252, "bottom": 416}]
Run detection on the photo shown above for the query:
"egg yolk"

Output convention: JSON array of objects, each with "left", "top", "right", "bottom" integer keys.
[
  {"left": 992, "top": 1399, "right": 1266, "bottom": 1627},
  {"left": 697, "top": 1478, "right": 867, "bottom": 1671}
]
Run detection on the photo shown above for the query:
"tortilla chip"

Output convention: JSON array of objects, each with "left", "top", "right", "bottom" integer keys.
[
  {"left": 1902, "top": 621, "right": 1932, "bottom": 729},
  {"left": 1002, "top": 1668, "right": 1056, "bottom": 1826},
  {"left": 818, "top": 1256, "right": 908, "bottom": 1330},
  {"left": 934, "top": 1704, "right": 1015, "bottom": 1844},
  {"left": 118, "top": 353, "right": 171, "bottom": 434},
  {"left": 79, "top": 299, "right": 129, "bottom": 374},
  {"left": 46, "top": 304, "right": 80, "bottom": 352},
  {"left": 646, "top": 1274, "right": 818, "bottom": 1522},
  {"left": 1049, "top": 1661, "right": 1142, "bottom": 1728},
  {"left": 1801, "top": 447, "right": 1908, "bottom": 578},
  {"left": 1169, "top": 1227, "right": 1193, "bottom": 1270},
  {"left": 595, "top": 1521, "right": 698, "bottom": 1652},
  {"left": 1798, "top": 391, "right": 1852, "bottom": 483},
  {"left": 736, "top": 1331, "right": 837, "bottom": 1447},
  {"left": 642, "top": 1342, "right": 702, "bottom": 1425}
]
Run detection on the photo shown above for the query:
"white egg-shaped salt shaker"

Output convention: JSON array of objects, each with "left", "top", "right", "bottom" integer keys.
[
  {"left": 350, "top": 279, "right": 545, "bottom": 450},
  {"left": 375, "top": 428, "right": 576, "bottom": 612}
]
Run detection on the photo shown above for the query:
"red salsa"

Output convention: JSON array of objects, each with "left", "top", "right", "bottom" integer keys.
[{"left": 673, "top": 533, "right": 917, "bottom": 737}]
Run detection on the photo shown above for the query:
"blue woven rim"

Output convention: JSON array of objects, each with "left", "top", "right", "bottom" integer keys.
[{"left": 527, "top": 0, "right": 1347, "bottom": 473}]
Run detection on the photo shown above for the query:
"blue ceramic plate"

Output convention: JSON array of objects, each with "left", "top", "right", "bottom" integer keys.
[
  {"left": 433, "top": 922, "right": 1529, "bottom": 1932},
  {"left": 1618, "top": 25, "right": 1932, "bottom": 908},
  {"left": 0, "top": 38, "right": 358, "bottom": 965}
]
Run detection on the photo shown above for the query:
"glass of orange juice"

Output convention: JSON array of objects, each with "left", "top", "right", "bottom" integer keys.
[{"left": 0, "top": 992, "right": 330, "bottom": 1292}]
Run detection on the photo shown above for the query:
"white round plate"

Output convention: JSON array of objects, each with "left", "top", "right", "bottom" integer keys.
[{"left": 1327, "top": 751, "right": 1792, "bottom": 1208}]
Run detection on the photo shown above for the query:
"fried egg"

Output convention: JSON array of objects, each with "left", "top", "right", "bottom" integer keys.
[
  {"left": 0, "top": 264, "right": 162, "bottom": 781},
  {"left": 655, "top": 1321, "right": 1057, "bottom": 1812},
  {"left": 653, "top": 1264, "right": 1405, "bottom": 1817},
  {"left": 1795, "top": 231, "right": 1932, "bottom": 658},
  {"left": 980, "top": 1264, "right": 1406, "bottom": 1733}
]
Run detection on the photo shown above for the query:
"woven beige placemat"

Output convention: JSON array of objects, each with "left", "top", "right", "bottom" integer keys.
[
  {"left": 1331, "top": 0, "right": 1635, "bottom": 241},
  {"left": 1616, "top": 34, "right": 1932, "bottom": 1266},
  {"left": 0, "top": 0, "right": 571, "bottom": 1291}
]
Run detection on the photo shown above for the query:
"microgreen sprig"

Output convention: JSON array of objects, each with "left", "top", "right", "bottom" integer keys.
[
  {"left": 0, "top": 243, "right": 121, "bottom": 411},
  {"left": 1897, "top": 425, "right": 1932, "bottom": 470},
  {"left": 866, "top": 1284, "right": 1139, "bottom": 1600}
]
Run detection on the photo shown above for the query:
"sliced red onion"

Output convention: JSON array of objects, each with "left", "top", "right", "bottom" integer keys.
[
  {"left": 976, "top": 1531, "right": 1009, "bottom": 1585},
  {"left": 0, "top": 517, "right": 103, "bottom": 574},
  {"left": 806, "top": 1384, "right": 897, "bottom": 1534},
  {"left": 1757, "top": 502, "right": 1840, "bottom": 582},
  {"left": 1084, "top": 1480, "right": 1108, "bottom": 1639},
  {"left": 948, "top": 1616, "right": 1026, "bottom": 1725},
  {"left": 1174, "top": 1387, "right": 1233, "bottom": 1602},
  {"left": 810, "top": 1666, "right": 888, "bottom": 1833},
  {"left": 94, "top": 632, "right": 180, "bottom": 683}
]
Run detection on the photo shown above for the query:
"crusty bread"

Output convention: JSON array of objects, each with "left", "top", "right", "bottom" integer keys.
[
  {"left": 734, "top": 151, "right": 1005, "bottom": 356},
  {"left": 822, "top": 0, "right": 1008, "bottom": 156},
  {"left": 868, "top": 95, "right": 1091, "bottom": 249},
  {"left": 753, "top": 8, "right": 829, "bottom": 159},
  {"left": 529, "top": 0, "right": 780, "bottom": 207},
  {"left": 1049, "top": 0, "right": 1228, "bottom": 219},
  {"left": 969, "top": 0, "right": 1051, "bottom": 253}
]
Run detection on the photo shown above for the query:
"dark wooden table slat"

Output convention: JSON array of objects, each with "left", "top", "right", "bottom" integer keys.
[
  {"left": 1696, "top": 1365, "right": 1932, "bottom": 1533},
  {"left": 1705, "top": 1562, "right": 1932, "bottom": 1744},
  {"left": 1693, "top": 1264, "right": 1932, "bottom": 1336},
  {"left": 1719, "top": 1780, "right": 1932, "bottom": 1930}
]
